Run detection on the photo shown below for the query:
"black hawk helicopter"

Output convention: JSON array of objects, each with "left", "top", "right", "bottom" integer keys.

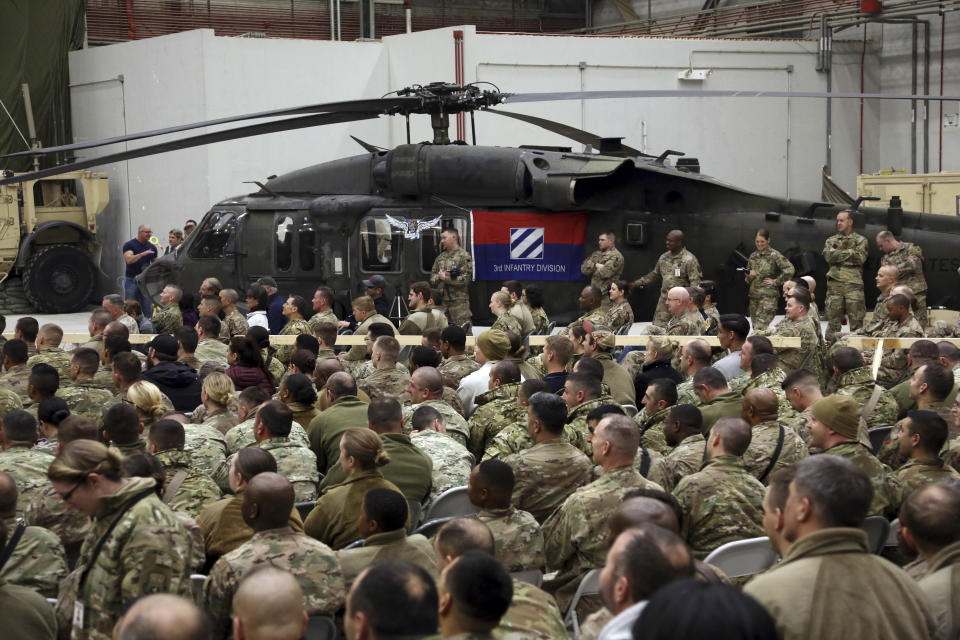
[{"left": 3, "top": 82, "right": 959, "bottom": 324}]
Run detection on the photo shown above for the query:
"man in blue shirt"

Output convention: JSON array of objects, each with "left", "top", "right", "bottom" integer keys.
[
  {"left": 257, "top": 276, "right": 286, "bottom": 334},
  {"left": 122, "top": 225, "right": 158, "bottom": 317}
]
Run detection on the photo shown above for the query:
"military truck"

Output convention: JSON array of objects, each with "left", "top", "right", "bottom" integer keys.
[{"left": 0, "top": 170, "right": 109, "bottom": 312}]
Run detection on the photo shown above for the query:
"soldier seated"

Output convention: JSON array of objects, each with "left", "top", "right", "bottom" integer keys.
[
  {"left": 231, "top": 567, "right": 308, "bottom": 640},
  {"left": 470, "top": 459, "right": 545, "bottom": 572},
  {"left": 344, "top": 560, "right": 439, "bottom": 640}
]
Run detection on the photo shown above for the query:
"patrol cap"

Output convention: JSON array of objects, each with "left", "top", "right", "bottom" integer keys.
[
  {"left": 147, "top": 334, "right": 179, "bottom": 358},
  {"left": 810, "top": 394, "right": 860, "bottom": 440},
  {"left": 590, "top": 328, "right": 617, "bottom": 351},
  {"left": 477, "top": 330, "right": 510, "bottom": 361},
  {"left": 257, "top": 276, "right": 278, "bottom": 288},
  {"left": 363, "top": 275, "right": 387, "bottom": 289}
]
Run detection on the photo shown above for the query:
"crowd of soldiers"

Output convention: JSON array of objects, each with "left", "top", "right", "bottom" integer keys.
[{"left": 0, "top": 214, "right": 959, "bottom": 640}]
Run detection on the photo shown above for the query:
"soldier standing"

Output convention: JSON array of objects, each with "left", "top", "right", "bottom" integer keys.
[
  {"left": 877, "top": 230, "right": 928, "bottom": 327},
  {"left": 581, "top": 230, "right": 624, "bottom": 311},
  {"left": 430, "top": 228, "right": 473, "bottom": 326},
  {"left": 823, "top": 210, "right": 868, "bottom": 343},
  {"left": 633, "top": 230, "right": 702, "bottom": 328},
  {"left": 745, "top": 229, "right": 795, "bottom": 331}
]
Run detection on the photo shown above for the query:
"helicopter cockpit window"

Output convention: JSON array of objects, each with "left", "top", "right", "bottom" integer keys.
[
  {"left": 299, "top": 220, "right": 316, "bottom": 272},
  {"left": 420, "top": 217, "right": 467, "bottom": 273},
  {"left": 359, "top": 216, "right": 403, "bottom": 273},
  {"left": 275, "top": 216, "right": 294, "bottom": 272},
  {"left": 188, "top": 210, "right": 238, "bottom": 260}
]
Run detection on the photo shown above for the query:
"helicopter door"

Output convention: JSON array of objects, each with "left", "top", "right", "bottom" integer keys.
[{"left": 240, "top": 210, "right": 320, "bottom": 297}]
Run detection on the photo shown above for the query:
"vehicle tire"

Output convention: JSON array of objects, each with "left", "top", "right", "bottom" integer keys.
[{"left": 23, "top": 245, "right": 97, "bottom": 313}]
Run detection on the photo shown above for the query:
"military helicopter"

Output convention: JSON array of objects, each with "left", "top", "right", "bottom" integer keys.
[{"left": 2, "top": 82, "right": 959, "bottom": 324}]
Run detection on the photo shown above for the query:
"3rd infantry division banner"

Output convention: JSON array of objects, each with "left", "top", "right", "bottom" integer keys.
[{"left": 471, "top": 211, "right": 587, "bottom": 281}]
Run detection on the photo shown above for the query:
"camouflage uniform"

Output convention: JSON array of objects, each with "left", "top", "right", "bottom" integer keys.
[
  {"left": 507, "top": 302, "right": 536, "bottom": 337},
  {"left": 543, "top": 466, "right": 663, "bottom": 613},
  {"left": 468, "top": 382, "right": 523, "bottom": 458},
  {"left": 178, "top": 354, "right": 201, "bottom": 371},
  {"left": 183, "top": 422, "right": 228, "bottom": 478},
  {"left": 894, "top": 457, "right": 960, "bottom": 507},
  {"left": 823, "top": 230, "right": 868, "bottom": 343},
  {"left": 116, "top": 313, "right": 140, "bottom": 335},
  {"left": 201, "top": 409, "right": 239, "bottom": 436},
  {"left": 530, "top": 306, "right": 550, "bottom": 334},
  {"left": 81, "top": 334, "right": 105, "bottom": 355},
  {"left": 203, "top": 526, "right": 344, "bottom": 640},
  {"left": 746, "top": 247, "right": 795, "bottom": 330},
  {"left": 342, "top": 313, "right": 396, "bottom": 362},
  {"left": 882, "top": 242, "right": 928, "bottom": 326},
  {"left": 224, "top": 416, "right": 311, "bottom": 454},
  {"left": 154, "top": 448, "right": 222, "bottom": 518},
  {"left": 0, "top": 363, "right": 31, "bottom": 403},
  {"left": 401, "top": 399, "right": 469, "bottom": 449},
  {"left": 220, "top": 308, "right": 249, "bottom": 338},
  {"left": 400, "top": 307, "right": 438, "bottom": 335},
  {"left": 759, "top": 315, "right": 822, "bottom": 375},
  {"left": 673, "top": 455, "right": 766, "bottom": 559},
  {"left": 874, "top": 315, "right": 925, "bottom": 388},
  {"left": 823, "top": 442, "right": 900, "bottom": 518},
  {"left": 787, "top": 406, "right": 815, "bottom": 450},
  {"left": 504, "top": 438, "right": 594, "bottom": 522},
  {"left": 836, "top": 366, "right": 900, "bottom": 429},
  {"left": 307, "top": 309, "right": 338, "bottom": 334},
  {"left": 635, "top": 406, "right": 672, "bottom": 455},
  {"left": 257, "top": 438, "right": 319, "bottom": 501},
  {"left": 274, "top": 318, "right": 310, "bottom": 365},
  {"left": 741, "top": 420, "right": 808, "bottom": 484},
  {"left": 568, "top": 307, "right": 609, "bottom": 331},
  {"left": 58, "top": 477, "right": 194, "bottom": 640},
  {"left": 581, "top": 246, "right": 624, "bottom": 298},
  {"left": 430, "top": 246, "right": 473, "bottom": 325},
  {"left": 0, "top": 515, "right": 68, "bottom": 598},
  {"left": 195, "top": 338, "right": 229, "bottom": 366},
  {"left": 675, "top": 378, "right": 700, "bottom": 407},
  {"left": 0, "top": 445, "right": 52, "bottom": 515},
  {"left": 478, "top": 506, "right": 545, "bottom": 572},
  {"left": 497, "top": 578, "right": 568, "bottom": 640},
  {"left": 565, "top": 397, "right": 608, "bottom": 457},
  {"left": 56, "top": 378, "right": 116, "bottom": 422},
  {"left": 878, "top": 403, "right": 954, "bottom": 469},
  {"left": 863, "top": 291, "right": 891, "bottom": 335},
  {"left": 483, "top": 422, "right": 535, "bottom": 461},
  {"left": 606, "top": 298, "right": 634, "bottom": 332},
  {"left": 357, "top": 366, "right": 410, "bottom": 400},
  {"left": 26, "top": 345, "right": 72, "bottom": 380},
  {"left": 0, "top": 386, "right": 22, "bottom": 420},
  {"left": 25, "top": 485, "right": 90, "bottom": 547},
  {"left": 742, "top": 369, "right": 797, "bottom": 421},
  {"left": 411, "top": 429, "right": 473, "bottom": 506},
  {"left": 660, "top": 432, "right": 706, "bottom": 492},
  {"left": 92, "top": 365, "right": 118, "bottom": 393},
  {"left": 438, "top": 354, "right": 481, "bottom": 389},
  {"left": 152, "top": 303, "right": 183, "bottom": 335},
  {"left": 491, "top": 312, "right": 522, "bottom": 336},
  {"left": 945, "top": 438, "right": 960, "bottom": 475},
  {"left": 262, "top": 349, "right": 286, "bottom": 387},
  {"left": 633, "top": 248, "right": 703, "bottom": 327}
]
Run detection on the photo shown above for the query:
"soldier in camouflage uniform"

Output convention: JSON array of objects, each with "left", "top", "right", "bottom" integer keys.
[
  {"left": 833, "top": 347, "right": 900, "bottom": 429},
  {"left": 55, "top": 348, "right": 117, "bottom": 422},
  {"left": 872, "top": 294, "right": 925, "bottom": 388},
  {"left": 409, "top": 407, "right": 473, "bottom": 507},
  {"left": 673, "top": 417, "right": 766, "bottom": 559},
  {"left": 664, "top": 287, "right": 704, "bottom": 338},
  {"left": 356, "top": 336, "right": 411, "bottom": 402},
  {"left": 183, "top": 420, "right": 228, "bottom": 479},
  {"left": 402, "top": 367, "right": 470, "bottom": 447},
  {"left": 563, "top": 373, "right": 609, "bottom": 457},
  {"left": 0, "top": 339, "right": 31, "bottom": 403},
  {"left": 194, "top": 317, "right": 229, "bottom": 366},
  {"left": 633, "top": 230, "right": 703, "bottom": 328},
  {"left": 438, "top": 326, "right": 481, "bottom": 389},
  {"left": 660, "top": 404, "right": 707, "bottom": 492},
  {"left": 26, "top": 323, "right": 73, "bottom": 380},
  {"left": 487, "top": 291, "right": 521, "bottom": 335},
  {"left": 745, "top": 229, "right": 795, "bottom": 330},
  {"left": 877, "top": 363, "right": 956, "bottom": 469},
  {"left": 635, "top": 379, "right": 676, "bottom": 455},
  {"left": 274, "top": 295, "right": 311, "bottom": 365},
  {"left": 0, "top": 472, "right": 68, "bottom": 598},
  {"left": 52, "top": 441, "right": 194, "bottom": 640},
  {"left": 0, "top": 411, "right": 48, "bottom": 515},
  {"left": 468, "top": 363, "right": 523, "bottom": 458},
  {"left": 741, "top": 389, "right": 808, "bottom": 484},
  {"left": 891, "top": 409, "right": 960, "bottom": 507},
  {"left": 581, "top": 231, "right": 624, "bottom": 311},
  {"left": 757, "top": 290, "right": 823, "bottom": 376},
  {"left": 543, "top": 414, "right": 663, "bottom": 613},
  {"left": 606, "top": 280, "right": 635, "bottom": 332},
  {"left": 218, "top": 289, "right": 250, "bottom": 338},
  {"left": 823, "top": 210, "right": 868, "bottom": 343},
  {"left": 568, "top": 286, "right": 610, "bottom": 331},
  {"left": 244, "top": 401, "right": 318, "bottom": 501},
  {"left": 153, "top": 284, "right": 185, "bottom": 335},
  {"left": 0, "top": 385, "right": 23, "bottom": 422},
  {"left": 203, "top": 473, "right": 344, "bottom": 640},
  {"left": 863, "top": 265, "right": 898, "bottom": 335},
  {"left": 877, "top": 230, "right": 928, "bottom": 327},
  {"left": 147, "top": 420, "right": 222, "bottom": 518},
  {"left": 430, "top": 227, "right": 473, "bottom": 325},
  {"left": 808, "top": 394, "right": 900, "bottom": 518}
]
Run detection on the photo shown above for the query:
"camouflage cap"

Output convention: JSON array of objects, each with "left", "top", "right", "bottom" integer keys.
[
  {"left": 591, "top": 328, "right": 617, "bottom": 351},
  {"left": 477, "top": 330, "right": 510, "bottom": 361},
  {"left": 811, "top": 394, "right": 859, "bottom": 440}
]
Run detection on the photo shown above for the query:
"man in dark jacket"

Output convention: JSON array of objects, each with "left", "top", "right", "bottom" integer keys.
[
  {"left": 257, "top": 276, "right": 286, "bottom": 335},
  {"left": 142, "top": 334, "right": 202, "bottom": 412}
]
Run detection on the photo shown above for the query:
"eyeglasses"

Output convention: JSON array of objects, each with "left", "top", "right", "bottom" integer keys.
[{"left": 58, "top": 475, "right": 89, "bottom": 502}]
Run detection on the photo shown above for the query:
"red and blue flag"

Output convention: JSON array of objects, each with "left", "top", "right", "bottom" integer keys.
[{"left": 471, "top": 211, "right": 587, "bottom": 281}]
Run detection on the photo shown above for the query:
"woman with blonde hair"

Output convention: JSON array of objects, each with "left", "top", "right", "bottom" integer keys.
[
  {"left": 125, "top": 380, "right": 168, "bottom": 429},
  {"left": 199, "top": 371, "right": 239, "bottom": 434},
  {"left": 304, "top": 428, "right": 401, "bottom": 549},
  {"left": 48, "top": 440, "right": 193, "bottom": 638}
]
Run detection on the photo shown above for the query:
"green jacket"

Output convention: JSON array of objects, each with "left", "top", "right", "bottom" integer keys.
[
  {"left": 917, "top": 539, "right": 960, "bottom": 640},
  {"left": 307, "top": 395, "right": 369, "bottom": 473},
  {"left": 698, "top": 390, "right": 743, "bottom": 436},
  {"left": 304, "top": 469, "right": 401, "bottom": 550},
  {"left": 321, "top": 433, "right": 433, "bottom": 504},
  {"left": 336, "top": 529, "right": 438, "bottom": 589}
]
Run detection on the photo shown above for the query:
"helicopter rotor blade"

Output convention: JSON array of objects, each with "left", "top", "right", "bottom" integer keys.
[
  {"left": 350, "top": 135, "right": 387, "bottom": 153},
  {"left": 0, "top": 111, "right": 379, "bottom": 186},
  {"left": 0, "top": 97, "right": 420, "bottom": 160},
  {"left": 483, "top": 109, "right": 651, "bottom": 158},
  {"left": 503, "top": 89, "right": 960, "bottom": 103}
]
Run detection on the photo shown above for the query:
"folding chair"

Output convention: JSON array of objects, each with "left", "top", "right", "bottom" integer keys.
[
  {"left": 621, "top": 404, "right": 638, "bottom": 418},
  {"left": 510, "top": 569, "right": 544, "bottom": 588},
  {"left": 703, "top": 537, "right": 779, "bottom": 578},
  {"left": 564, "top": 569, "right": 600, "bottom": 637},
  {"left": 860, "top": 516, "right": 891, "bottom": 555},
  {"left": 414, "top": 516, "right": 464, "bottom": 539},
  {"left": 422, "top": 486, "right": 478, "bottom": 522},
  {"left": 294, "top": 501, "right": 316, "bottom": 522},
  {"left": 342, "top": 538, "right": 364, "bottom": 550},
  {"left": 190, "top": 574, "right": 207, "bottom": 603},
  {"left": 868, "top": 426, "right": 894, "bottom": 455},
  {"left": 305, "top": 615, "right": 337, "bottom": 640}
]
